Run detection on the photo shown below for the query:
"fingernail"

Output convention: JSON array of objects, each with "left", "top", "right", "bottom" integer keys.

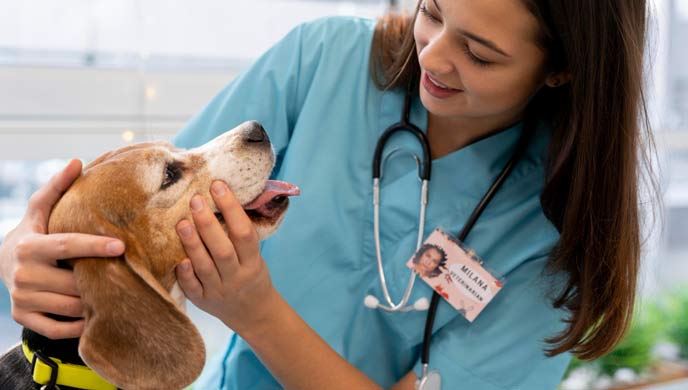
[
  {"left": 106, "top": 240, "right": 124, "bottom": 255},
  {"left": 178, "top": 261, "right": 190, "bottom": 272},
  {"left": 191, "top": 196, "right": 204, "bottom": 212},
  {"left": 212, "top": 181, "right": 227, "bottom": 197},
  {"left": 179, "top": 223, "right": 192, "bottom": 238}
]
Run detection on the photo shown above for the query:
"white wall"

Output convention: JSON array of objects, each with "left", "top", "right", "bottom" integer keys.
[{"left": 0, "top": 66, "right": 236, "bottom": 160}]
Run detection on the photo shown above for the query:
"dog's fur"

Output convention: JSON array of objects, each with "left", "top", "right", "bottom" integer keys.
[{"left": 0, "top": 121, "right": 294, "bottom": 390}]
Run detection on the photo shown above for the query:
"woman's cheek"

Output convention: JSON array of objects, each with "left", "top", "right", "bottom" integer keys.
[
  {"left": 463, "top": 71, "right": 517, "bottom": 111},
  {"left": 493, "top": 65, "right": 546, "bottom": 106}
]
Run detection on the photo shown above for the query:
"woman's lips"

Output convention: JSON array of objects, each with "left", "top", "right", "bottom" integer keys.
[{"left": 422, "top": 73, "right": 462, "bottom": 99}]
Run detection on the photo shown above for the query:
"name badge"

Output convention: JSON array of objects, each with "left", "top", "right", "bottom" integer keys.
[{"left": 406, "top": 228, "right": 504, "bottom": 322}]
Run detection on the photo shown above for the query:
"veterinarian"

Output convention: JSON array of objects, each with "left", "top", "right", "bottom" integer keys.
[
  {"left": 411, "top": 243, "right": 447, "bottom": 279},
  {"left": 0, "top": 0, "right": 654, "bottom": 389}
]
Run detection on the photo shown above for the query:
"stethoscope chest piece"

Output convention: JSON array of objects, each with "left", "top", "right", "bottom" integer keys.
[{"left": 416, "top": 370, "right": 441, "bottom": 390}]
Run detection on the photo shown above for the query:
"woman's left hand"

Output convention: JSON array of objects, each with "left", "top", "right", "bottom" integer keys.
[{"left": 175, "top": 181, "right": 278, "bottom": 337}]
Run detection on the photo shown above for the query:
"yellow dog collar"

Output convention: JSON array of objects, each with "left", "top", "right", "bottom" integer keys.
[{"left": 22, "top": 341, "right": 117, "bottom": 390}]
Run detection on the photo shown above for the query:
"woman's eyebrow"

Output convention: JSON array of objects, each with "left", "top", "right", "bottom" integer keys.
[
  {"left": 431, "top": 0, "right": 511, "bottom": 58},
  {"left": 459, "top": 29, "right": 511, "bottom": 58},
  {"left": 432, "top": 0, "right": 442, "bottom": 12}
]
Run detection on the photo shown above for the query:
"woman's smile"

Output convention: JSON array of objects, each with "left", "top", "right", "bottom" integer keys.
[{"left": 422, "top": 71, "right": 462, "bottom": 99}]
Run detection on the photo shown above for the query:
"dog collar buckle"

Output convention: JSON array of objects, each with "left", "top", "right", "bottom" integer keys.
[
  {"left": 31, "top": 349, "right": 59, "bottom": 390},
  {"left": 22, "top": 341, "right": 117, "bottom": 390}
]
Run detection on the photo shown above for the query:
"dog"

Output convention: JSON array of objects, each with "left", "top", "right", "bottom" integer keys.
[{"left": 0, "top": 121, "right": 300, "bottom": 390}]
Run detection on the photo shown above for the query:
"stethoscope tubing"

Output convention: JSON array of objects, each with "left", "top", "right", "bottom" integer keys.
[
  {"left": 372, "top": 177, "right": 428, "bottom": 311},
  {"left": 370, "top": 89, "right": 432, "bottom": 312},
  {"left": 369, "top": 84, "right": 535, "bottom": 377},
  {"left": 372, "top": 87, "right": 431, "bottom": 181},
  {"left": 420, "top": 121, "right": 535, "bottom": 367}
]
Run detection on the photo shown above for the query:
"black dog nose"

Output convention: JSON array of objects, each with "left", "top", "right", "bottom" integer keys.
[{"left": 245, "top": 121, "right": 269, "bottom": 144}]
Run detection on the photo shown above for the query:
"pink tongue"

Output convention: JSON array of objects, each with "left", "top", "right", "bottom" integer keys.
[{"left": 244, "top": 180, "right": 300, "bottom": 211}]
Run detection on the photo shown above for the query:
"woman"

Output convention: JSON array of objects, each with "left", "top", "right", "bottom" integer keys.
[
  {"left": 411, "top": 243, "right": 447, "bottom": 278},
  {"left": 0, "top": 0, "right": 652, "bottom": 388}
]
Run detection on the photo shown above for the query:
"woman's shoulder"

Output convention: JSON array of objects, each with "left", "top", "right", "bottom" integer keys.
[
  {"left": 275, "top": 16, "right": 381, "bottom": 97},
  {"left": 289, "top": 16, "right": 377, "bottom": 57},
  {"left": 297, "top": 15, "right": 376, "bottom": 40}
]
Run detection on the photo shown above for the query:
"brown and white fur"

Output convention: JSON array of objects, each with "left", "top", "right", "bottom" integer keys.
[{"left": 0, "top": 121, "right": 297, "bottom": 390}]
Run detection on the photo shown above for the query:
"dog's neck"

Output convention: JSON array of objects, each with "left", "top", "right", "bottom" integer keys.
[
  {"left": 22, "top": 319, "right": 84, "bottom": 366},
  {"left": 19, "top": 329, "right": 98, "bottom": 390}
]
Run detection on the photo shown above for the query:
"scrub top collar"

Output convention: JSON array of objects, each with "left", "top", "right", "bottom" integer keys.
[
  {"left": 373, "top": 88, "right": 535, "bottom": 306},
  {"left": 376, "top": 87, "right": 527, "bottom": 205}
]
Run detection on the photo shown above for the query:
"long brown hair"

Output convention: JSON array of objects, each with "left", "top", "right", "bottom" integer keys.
[{"left": 370, "top": 1, "right": 655, "bottom": 360}]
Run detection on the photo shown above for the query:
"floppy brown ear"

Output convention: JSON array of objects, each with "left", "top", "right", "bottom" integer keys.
[{"left": 73, "top": 251, "right": 205, "bottom": 390}]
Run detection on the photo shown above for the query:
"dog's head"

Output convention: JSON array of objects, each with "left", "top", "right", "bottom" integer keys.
[{"left": 47, "top": 121, "right": 299, "bottom": 390}]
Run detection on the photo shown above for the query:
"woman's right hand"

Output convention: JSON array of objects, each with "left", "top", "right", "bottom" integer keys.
[{"left": 0, "top": 159, "right": 125, "bottom": 339}]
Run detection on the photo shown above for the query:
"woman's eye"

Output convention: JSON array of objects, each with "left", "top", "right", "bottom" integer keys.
[
  {"left": 419, "top": 4, "right": 492, "bottom": 68},
  {"left": 463, "top": 45, "right": 492, "bottom": 67},
  {"left": 419, "top": 3, "right": 441, "bottom": 23},
  {"left": 161, "top": 163, "right": 182, "bottom": 189}
]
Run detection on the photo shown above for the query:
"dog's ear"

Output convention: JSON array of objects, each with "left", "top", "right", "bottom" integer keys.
[{"left": 73, "top": 247, "right": 205, "bottom": 390}]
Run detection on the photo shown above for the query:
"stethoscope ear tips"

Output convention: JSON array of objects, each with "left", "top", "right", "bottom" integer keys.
[
  {"left": 413, "top": 297, "right": 430, "bottom": 311},
  {"left": 364, "top": 295, "right": 430, "bottom": 311},
  {"left": 364, "top": 295, "right": 380, "bottom": 309}
]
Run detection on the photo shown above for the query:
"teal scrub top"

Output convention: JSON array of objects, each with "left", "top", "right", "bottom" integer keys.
[{"left": 174, "top": 16, "right": 572, "bottom": 390}]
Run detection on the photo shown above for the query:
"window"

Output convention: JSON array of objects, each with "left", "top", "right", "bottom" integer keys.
[
  {"left": 0, "top": 0, "right": 389, "bottom": 361},
  {"left": 657, "top": 0, "right": 688, "bottom": 289}
]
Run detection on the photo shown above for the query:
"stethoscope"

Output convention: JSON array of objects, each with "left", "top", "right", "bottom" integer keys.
[{"left": 363, "top": 85, "right": 534, "bottom": 390}]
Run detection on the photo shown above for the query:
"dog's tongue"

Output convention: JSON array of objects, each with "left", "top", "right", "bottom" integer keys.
[{"left": 244, "top": 180, "right": 300, "bottom": 214}]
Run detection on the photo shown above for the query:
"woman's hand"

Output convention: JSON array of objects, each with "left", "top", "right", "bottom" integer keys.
[
  {"left": 0, "top": 159, "right": 125, "bottom": 339},
  {"left": 175, "top": 181, "right": 278, "bottom": 337},
  {"left": 175, "top": 181, "right": 389, "bottom": 390}
]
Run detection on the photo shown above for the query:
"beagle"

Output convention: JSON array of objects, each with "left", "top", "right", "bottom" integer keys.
[{"left": 0, "top": 121, "right": 300, "bottom": 390}]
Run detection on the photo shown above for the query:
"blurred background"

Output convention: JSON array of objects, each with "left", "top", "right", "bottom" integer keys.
[{"left": 0, "top": 1, "right": 685, "bottom": 389}]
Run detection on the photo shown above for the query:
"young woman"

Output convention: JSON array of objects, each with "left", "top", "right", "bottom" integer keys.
[
  {"left": 0, "top": 0, "right": 652, "bottom": 389},
  {"left": 411, "top": 243, "right": 447, "bottom": 278}
]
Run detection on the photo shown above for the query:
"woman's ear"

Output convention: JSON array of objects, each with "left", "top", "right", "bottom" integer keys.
[{"left": 545, "top": 71, "right": 572, "bottom": 88}]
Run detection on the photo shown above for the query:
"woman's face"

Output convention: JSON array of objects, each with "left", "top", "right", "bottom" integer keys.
[
  {"left": 419, "top": 247, "right": 443, "bottom": 274},
  {"left": 414, "top": 0, "right": 547, "bottom": 125}
]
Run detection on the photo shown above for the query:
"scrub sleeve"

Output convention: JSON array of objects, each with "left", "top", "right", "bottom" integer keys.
[{"left": 174, "top": 16, "right": 572, "bottom": 390}]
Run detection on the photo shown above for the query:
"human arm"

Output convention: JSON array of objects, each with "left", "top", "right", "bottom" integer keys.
[
  {"left": 171, "top": 16, "right": 423, "bottom": 388},
  {"left": 0, "top": 159, "right": 125, "bottom": 339},
  {"left": 174, "top": 182, "right": 573, "bottom": 390},
  {"left": 175, "top": 181, "right": 421, "bottom": 390}
]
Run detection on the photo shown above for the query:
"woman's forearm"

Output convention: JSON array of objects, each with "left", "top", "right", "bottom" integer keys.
[
  {"left": 237, "top": 290, "right": 382, "bottom": 390},
  {"left": 173, "top": 184, "right": 411, "bottom": 389}
]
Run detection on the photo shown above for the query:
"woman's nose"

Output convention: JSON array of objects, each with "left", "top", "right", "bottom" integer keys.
[{"left": 418, "top": 33, "right": 455, "bottom": 75}]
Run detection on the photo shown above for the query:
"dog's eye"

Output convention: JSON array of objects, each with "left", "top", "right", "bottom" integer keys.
[{"left": 161, "top": 162, "right": 182, "bottom": 190}]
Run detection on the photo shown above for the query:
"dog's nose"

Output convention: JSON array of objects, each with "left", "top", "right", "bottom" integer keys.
[{"left": 245, "top": 121, "right": 270, "bottom": 144}]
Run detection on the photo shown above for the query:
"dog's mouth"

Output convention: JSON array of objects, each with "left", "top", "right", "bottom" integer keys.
[{"left": 213, "top": 180, "right": 300, "bottom": 224}]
